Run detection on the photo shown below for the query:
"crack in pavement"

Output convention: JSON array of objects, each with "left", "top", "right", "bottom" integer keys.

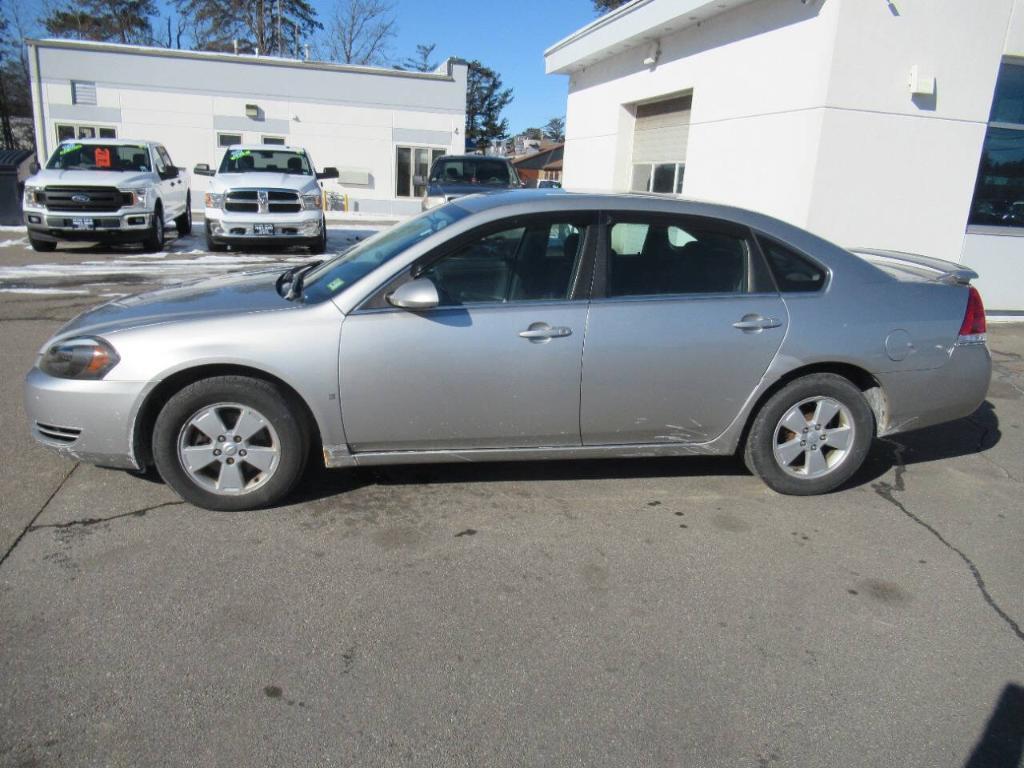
[
  {"left": 28, "top": 501, "right": 186, "bottom": 531},
  {"left": 0, "top": 463, "right": 79, "bottom": 570},
  {"left": 872, "top": 439, "right": 1024, "bottom": 644}
]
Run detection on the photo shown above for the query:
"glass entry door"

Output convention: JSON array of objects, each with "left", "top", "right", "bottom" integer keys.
[{"left": 395, "top": 146, "right": 447, "bottom": 197}]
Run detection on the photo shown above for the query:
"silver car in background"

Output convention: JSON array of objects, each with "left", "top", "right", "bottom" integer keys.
[{"left": 24, "top": 191, "right": 991, "bottom": 511}]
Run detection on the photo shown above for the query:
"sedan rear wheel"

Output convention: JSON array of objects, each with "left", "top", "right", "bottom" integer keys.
[
  {"left": 153, "top": 376, "right": 308, "bottom": 510},
  {"left": 744, "top": 373, "right": 873, "bottom": 495}
]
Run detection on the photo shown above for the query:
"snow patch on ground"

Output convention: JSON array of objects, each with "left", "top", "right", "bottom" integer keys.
[
  {"left": 0, "top": 287, "right": 91, "bottom": 295},
  {"left": 0, "top": 238, "right": 28, "bottom": 248}
]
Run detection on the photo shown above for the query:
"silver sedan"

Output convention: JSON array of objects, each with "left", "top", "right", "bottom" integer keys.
[{"left": 24, "top": 191, "right": 991, "bottom": 510}]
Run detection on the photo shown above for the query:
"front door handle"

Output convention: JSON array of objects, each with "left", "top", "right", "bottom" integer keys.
[
  {"left": 519, "top": 322, "right": 573, "bottom": 342},
  {"left": 732, "top": 315, "right": 782, "bottom": 332}
]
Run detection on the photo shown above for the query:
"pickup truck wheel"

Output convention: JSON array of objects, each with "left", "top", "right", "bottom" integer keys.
[
  {"left": 152, "top": 375, "right": 309, "bottom": 511},
  {"left": 308, "top": 218, "right": 327, "bottom": 254},
  {"left": 142, "top": 204, "right": 165, "bottom": 252},
  {"left": 204, "top": 221, "right": 226, "bottom": 252},
  {"left": 744, "top": 373, "right": 874, "bottom": 496},
  {"left": 175, "top": 193, "right": 192, "bottom": 235},
  {"left": 29, "top": 236, "right": 57, "bottom": 252}
]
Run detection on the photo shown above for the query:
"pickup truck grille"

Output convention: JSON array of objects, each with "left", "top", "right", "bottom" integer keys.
[
  {"left": 42, "top": 186, "right": 131, "bottom": 213},
  {"left": 224, "top": 189, "right": 302, "bottom": 214}
]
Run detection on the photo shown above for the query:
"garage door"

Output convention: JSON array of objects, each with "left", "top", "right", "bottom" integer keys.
[{"left": 630, "top": 95, "right": 691, "bottom": 194}]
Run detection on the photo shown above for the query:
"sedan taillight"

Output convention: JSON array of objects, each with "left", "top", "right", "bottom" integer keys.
[{"left": 958, "top": 286, "right": 986, "bottom": 344}]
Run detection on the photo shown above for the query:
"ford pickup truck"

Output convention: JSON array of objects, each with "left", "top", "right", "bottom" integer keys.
[
  {"left": 194, "top": 145, "right": 338, "bottom": 253},
  {"left": 22, "top": 139, "right": 192, "bottom": 252}
]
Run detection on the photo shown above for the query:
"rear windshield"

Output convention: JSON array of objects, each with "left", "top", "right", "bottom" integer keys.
[
  {"left": 219, "top": 148, "right": 312, "bottom": 175},
  {"left": 302, "top": 205, "right": 470, "bottom": 303},
  {"left": 431, "top": 158, "right": 515, "bottom": 186},
  {"left": 47, "top": 143, "right": 151, "bottom": 172}
]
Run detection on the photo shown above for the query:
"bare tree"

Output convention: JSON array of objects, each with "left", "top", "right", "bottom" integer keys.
[{"left": 325, "top": 0, "right": 396, "bottom": 66}]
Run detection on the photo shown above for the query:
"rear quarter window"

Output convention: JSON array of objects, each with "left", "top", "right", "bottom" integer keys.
[{"left": 758, "top": 237, "right": 827, "bottom": 293}]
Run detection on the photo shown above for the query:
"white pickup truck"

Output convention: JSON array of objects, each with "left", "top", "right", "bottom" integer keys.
[
  {"left": 194, "top": 145, "right": 338, "bottom": 253},
  {"left": 22, "top": 139, "right": 191, "bottom": 252}
]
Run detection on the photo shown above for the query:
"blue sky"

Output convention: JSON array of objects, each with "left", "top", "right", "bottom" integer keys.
[{"left": 375, "top": 0, "right": 597, "bottom": 131}]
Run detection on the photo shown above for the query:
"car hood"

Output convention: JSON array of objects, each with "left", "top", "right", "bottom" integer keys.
[
  {"left": 29, "top": 169, "right": 154, "bottom": 187},
  {"left": 428, "top": 181, "right": 514, "bottom": 198},
  {"left": 53, "top": 270, "right": 298, "bottom": 339},
  {"left": 210, "top": 172, "right": 317, "bottom": 192}
]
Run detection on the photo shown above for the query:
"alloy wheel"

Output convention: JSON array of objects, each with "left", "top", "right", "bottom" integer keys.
[
  {"left": 176, "top": 402, "right": 281, "bottom": 495},
  {"left": 772, "top": 396, "right": 855, "bottom": 479}
]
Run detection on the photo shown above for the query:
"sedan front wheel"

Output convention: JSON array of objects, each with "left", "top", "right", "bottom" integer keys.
[{"left": 152, "top": 376, "right": 309, "bottom": 510}]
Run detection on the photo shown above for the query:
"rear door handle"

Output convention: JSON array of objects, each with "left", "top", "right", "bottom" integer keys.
[
  {"left": 732, "top": 315, "right": 782, "bottom": 332},
  {"left": 519, "top": 323, "right": 573, "bottom": 341}
]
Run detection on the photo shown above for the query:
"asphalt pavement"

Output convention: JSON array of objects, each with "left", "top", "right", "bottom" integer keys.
[{"left": 0, "top": 226, "right": 1022, "bottom": 768}]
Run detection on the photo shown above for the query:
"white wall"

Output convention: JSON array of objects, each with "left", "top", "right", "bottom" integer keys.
[{"left": 554, "top": 0, "right": 1024, "bottom": 310}]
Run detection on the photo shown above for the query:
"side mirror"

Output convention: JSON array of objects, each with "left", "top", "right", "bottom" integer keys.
[
  {"left": 386, "top": 277, "right": 440, "bottom": 310},
  {"left": 161, "top": 165, "right": 179, "bottom": 180},
  {"left": 193, "top": 163, "right": 214, "bottom": 177},
  {"left": 317, "top": 166, "right": 339, "bottom": 180},
  {"left": 413, "top": 174, "right": 426, "bottom": 186}
]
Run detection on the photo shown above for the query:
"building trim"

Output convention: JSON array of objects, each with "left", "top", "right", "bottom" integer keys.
[
  {"left": 48, "top": 104, "right": 122, "bottom": 123},
  {"left": 26, "top": 38, "right": 464, "bottom": 82}
]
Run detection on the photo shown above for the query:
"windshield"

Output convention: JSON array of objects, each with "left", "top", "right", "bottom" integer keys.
[
  {"left": 431, "top": 158, "right": 515, "bottom": 186},
  {"left": 219, "top": 148, "right": 312, "bottom": 175},
  {"left": 302, "top": 205, "right": 470, "bottom": 303},
  {"left": 46, "top": 143, "right": 151, "bottom": 172}
]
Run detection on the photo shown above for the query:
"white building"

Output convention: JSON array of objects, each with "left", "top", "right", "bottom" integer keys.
[
  {"left": 27, "top": 39, "right": 467, "bottom": 217},
  {"left": 545, "top": 0, "right": 1024, "bottom": 316}
]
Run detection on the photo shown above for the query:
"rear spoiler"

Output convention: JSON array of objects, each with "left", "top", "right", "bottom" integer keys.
[{"left": 849, "top": 247, "right": 978, "bottom": 285}]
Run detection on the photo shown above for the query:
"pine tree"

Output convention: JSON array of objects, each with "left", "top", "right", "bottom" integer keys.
[
  {"left": 465, "top": 60, "right": 512, "bottom": 152},
  {"left": 543, "top": 116, "right": 565, "bottom": 142},
  {"left": 174, "top": 0, "right": 321, "bottom": 56},
  {"left": 43, "top": 0, "right": 158, "bottom": 45},
  {"left": 397, "top": 43, "right": 437, "bottom": 72},
  {"left": 593, "top": 0, "right": 631, "bottom": 12}
]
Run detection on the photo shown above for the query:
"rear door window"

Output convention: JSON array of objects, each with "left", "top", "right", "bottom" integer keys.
[{"left": 604, "top": 217, "right": 769, "bottom": 297}]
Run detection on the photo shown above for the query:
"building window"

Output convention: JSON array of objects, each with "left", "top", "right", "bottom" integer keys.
[
  {"left": 218, "top": 133, "right": 242, "bottom": 147},
  {"left": 631, "top": 162, "right": 684, "bottom": 193},
  {"left": 56, "top": 123, "right": 116, "bottom": 143},
  {"left": 395, "top": 146, "right": 447, "bottom": 197},
  {"left": 630, "top": 95, "right": 690, "bottom": 195},
  {"left": 969, "top": 62, "right": 1024, "bottom": 229},
  {"left": 71, "top": 80, "right": 97, "bottom": 106},
  {"left": 262, "top": 136, "right": 285, "bottom": 145}
]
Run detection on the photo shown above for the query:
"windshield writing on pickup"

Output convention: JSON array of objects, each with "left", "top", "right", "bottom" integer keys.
[
  {"left": 219, "top": 149, "right": 312, "bottom": 175},
  {"left": 47, "top": 143, "right": 151, "bottom": 172}
]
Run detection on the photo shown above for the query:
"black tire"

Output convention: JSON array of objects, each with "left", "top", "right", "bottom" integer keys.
[
  {"left": 142, "top": 204, "right": 165, "bottom": 252},
  {"left": 308, "top": 218, "right": 327, "bottom": 254},
  {"left": 28, "top": 236, "right": 57, "bottom": 252},
  {"left": 175, "top": 193, "right": 192, "bottom": 235},
  {"left": 743, "top": 373, "right": 874, "bottom": 496},
  {"left": 152, "top": 376, "right": 309, "bottom": 511}
]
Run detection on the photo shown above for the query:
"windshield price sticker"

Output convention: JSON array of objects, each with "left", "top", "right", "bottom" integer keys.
[
  {"left": 94, "top": 147, "right": 111, "bottom": 168},
  {"left": 327, "top": 278, "right": 344, "bottom": 291},
  {"left": 230, "top": 150, "right": 252, "bottom": 161},
  {"left": 59, "top": 143, "right": 83, "bottom": 155}
]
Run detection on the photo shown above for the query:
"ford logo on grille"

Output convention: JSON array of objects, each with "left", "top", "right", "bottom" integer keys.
[{"left": 71, "top": 194, "right": 90, "bottom": 203}]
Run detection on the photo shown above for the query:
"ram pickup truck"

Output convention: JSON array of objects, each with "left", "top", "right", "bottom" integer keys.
[
  {"left": 194, "top": 145, "right": 338, "bottom": 253},
  {"left": 22, "top": 139, "right": 192, "bottom": 252},
  {"left": 421, "top": 154, "right": 522, "bottom": 210}
]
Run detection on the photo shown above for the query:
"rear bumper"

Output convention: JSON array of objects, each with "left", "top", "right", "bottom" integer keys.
[
  {"left": 24, "top": 367, "right": 147, "bottom": 470},
  {"left": 876, "top": 343, "right": 992, "bottom": 435},
  {"left": 24, "top": 209, "right": 152, "bottom": 243}
]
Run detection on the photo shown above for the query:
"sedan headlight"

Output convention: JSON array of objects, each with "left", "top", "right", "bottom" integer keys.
[
  {"left": 205, "top": 191, "right": 224, "bottom": 209},
  {"left": 301, "top": 192, "right": 322, "bottom": 211},
  {"left": 40, "top": 337, "right": 120, "bottom": 380},
  {"left": 23, "top": 185, "right": 44, "bottom": 207},
  {"left": 121, "top": 187, "right": 152, "bottom": 208},
  {"left": 423, "top": 195, "right": 446, "bottom": 210}
]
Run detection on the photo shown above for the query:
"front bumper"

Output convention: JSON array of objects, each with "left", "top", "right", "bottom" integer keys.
[
  {"left": 24, "top": 367, "right": 148, "bottom": 470},
  {"left": 24, "top": 208, "right": 152, "bottom": 243},
  {"left": 205, "top": 210, "right": 323, "bottom": 241},
  {"left": 876, "top": 343, "right": 992, "bottom": 435}
]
